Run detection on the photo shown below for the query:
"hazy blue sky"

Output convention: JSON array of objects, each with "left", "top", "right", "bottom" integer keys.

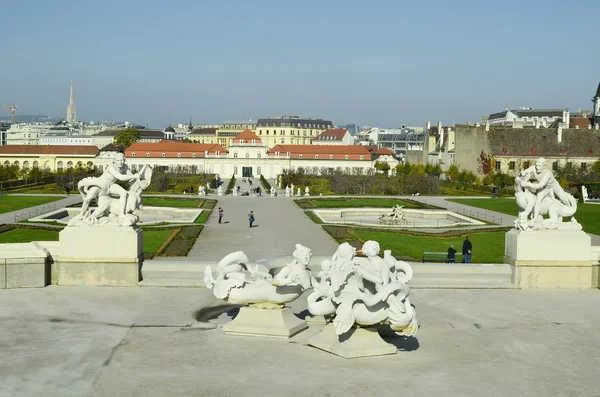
[{"left": 2, "top": 0, "right": 599, "bottom": 128}]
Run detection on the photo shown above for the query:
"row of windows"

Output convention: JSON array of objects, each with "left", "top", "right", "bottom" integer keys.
[
  {"left": 500, "top": 160, "right": 590, "bottom": 171},
  {"left": 2, "top": 160, "right": 93, "bottom": 169},
  {"left": 221, "top": 125, "right": 256, "bottom": 130},
  {"left": 258, "top": 122, "right": 330, "bottom": 128},
  {"left": 131, "top": 152, "right": 222, "bottom": 158},
  {"left": 257, "top": 129, "right": 316, "bottom": 136}
]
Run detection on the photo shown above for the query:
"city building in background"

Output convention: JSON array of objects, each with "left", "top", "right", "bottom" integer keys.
[
  {"left": 255, "top": 116, "right": 333, "bottom": 148},
  {"left": 312, "top": 129, "right": 353, "bottom": 146},
  {"left": 216, "top": 120, "right": 257, "bottom": 149}
]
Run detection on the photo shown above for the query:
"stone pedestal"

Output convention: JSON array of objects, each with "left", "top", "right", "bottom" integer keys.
[
  {"left": 504, "top": 229, "right": 594, "bottom": 289},
  {"left": 0, "top": 242, "right": 50, "bottom": 288},
  {"left": 55, "top": 226, "right": 143, "bottom": 286},
  {"left": 308, "top": 323, "right": 397, "bottom": 359},
  {"left": 222, "top": 307, "right": 307, "bottom": 338}
]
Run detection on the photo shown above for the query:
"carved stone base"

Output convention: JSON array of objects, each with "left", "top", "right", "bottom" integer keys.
[
  {"left": 305, "top": 315, "right": 329, "bottom": 325},
  {"left": 504, "top": 229, "right": 594, "bottom": 288},
  {"left": 308, "top": 323, "right": 397, "bottom": 358},
  {"left": 55, "top": 226, "right": 142, "bottom": 286},
  {"left": 222, "top": 307, "right": 307, "bottom": 338}
]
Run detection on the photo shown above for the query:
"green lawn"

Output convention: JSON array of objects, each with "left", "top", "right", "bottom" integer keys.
[
  {"left": 195, "top": 210, "right": 211, "bottom": 224},
  {"left": 0, "top": 195, "right": 63, "bottom": 214},
  {"left": 352, "top": 230, "right": 506, "bottom": 263},
  {"left": 143, "top": 228, "right": 178, "bottom": 253},
  {"left": 306, "top": 198, "right": 419, "bottom": 209},
  {"left": 447, "top": 198, "right": 600, "bottom": 235},
  {"left": 142, "top": 197, "right": 203, "bottom": 208},
  {"left": 0, "top": 228, "right": 59, "bottom": 243}
]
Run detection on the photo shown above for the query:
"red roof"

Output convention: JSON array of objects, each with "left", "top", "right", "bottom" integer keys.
[
  {"left": 232, "top": 129, "right": 262, "bottom": 144},
  {"left": 125, "top": 140, "right": 226, "bottom": 158},
  {"left": 315, "top": 129, "right": 348, "bottom": 141},
  {"left": 376, "top": 147, "right": 395, "bottom": 156},
  {"left": 0, "top": 145, "right": 98, "bottom": 156},
  {"left": 267, "top": 144, "right": 371, "bottom": 160}
]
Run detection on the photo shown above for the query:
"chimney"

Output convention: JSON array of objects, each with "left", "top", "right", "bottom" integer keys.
[
  {"left": 485, "top": 120, "right": 490, "bottom": 132},
  {"left": 437, "top": 121, "right": 442, "bottom": 131},
  {"left": 557, "top": 127, "right": 563, "bottom": 143},
  {"left": 535, "top": 118, "right": 540, "bottom": 129},
  {"left": 426, "top": 121, "right": 431, "bottom": 131}
]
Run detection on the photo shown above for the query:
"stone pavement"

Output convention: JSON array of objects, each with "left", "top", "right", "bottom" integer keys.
[
  {"left": 183, "top": 195, "right": 339, "bottom": 261},
  {"left": 2, "top": 286, "right": 600, "bottom": 397}
]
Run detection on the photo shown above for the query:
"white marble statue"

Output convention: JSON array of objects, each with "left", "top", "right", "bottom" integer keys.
[
  {"left": 296, "top": 187, "right": 301, "bottom": 197},
  {"left": 582, "top": 185, "right": 588, "bottom": 203},
  {"left": 285, "top": 185, "right": 290, "bottom": 197},
  {"left": 378, "top": 205, "right": 408, "bottom": 225},
  {"left": 270, "top": 187, "right": 276, "bottom": 197},
  {"left": 198, "top": 185, "right": 205, "bottom": 196},
  {"left": 515, "top": 158, "right": 580, "bottom": 231},
  {"left": 290, "top": 183, "right": 295, "bottom": 194},
  {"left": 69, "top": 153, "right": 152, "bottom": 227},
  {"left": 206, "top": 182, "right": 210, "bottom": 194},
  {"left": 217, "top": 185, "right": 223, "bottom": 196},
  {"left": 232, "top": 187, "right": 237, "bottom": 196},
  {"left": 304, "top": 186, "right": 310, "bottom": 197},
  {"left": 204, "top": 244, "right": 314, "bottom": 307},
  {"left": 307, "top": 241, "right": 418, "bottom": 338}
]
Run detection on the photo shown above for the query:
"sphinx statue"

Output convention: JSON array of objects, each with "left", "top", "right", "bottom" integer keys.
[
  {"left": 204, "top": 244, "right": 314, "bottom": 337},
  {"left": 308, "top": 241, "right": 418, "bottom": 358}
]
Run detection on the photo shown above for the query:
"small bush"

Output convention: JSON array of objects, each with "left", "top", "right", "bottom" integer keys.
[
  {"left": 178, "top": 225, "right": 202, "bottom": 239},
  {"left": 162, "top": 239, "right": 194, "bottom": 256}
]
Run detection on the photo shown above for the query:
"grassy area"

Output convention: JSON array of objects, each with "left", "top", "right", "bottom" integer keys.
[
  {"left": 0, "top": 228, "right": 59, "bottom": 243},
  {"left": 143, "top": 197, "right": 204, "bottom": 208},
  {"left": 351, "top": 229, "right": 507, "bottom": 263},
  {"left": 195, "top": 210, "right": 211, "bottom": 224},
  {"left": 143, "top": 228, "right": 178, "bottom": 253},
  {"left": 447, "top": 198, "right": 600, "bottom": 235},
  {"left": 0, "top": 195, "right": 63, "bottom": 214},
  {"left": 301, "top": 198, "right": 420, "bottom": 209}
]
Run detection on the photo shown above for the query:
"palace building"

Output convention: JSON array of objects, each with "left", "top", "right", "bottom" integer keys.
[{"left": 255, "top": 116, "right": 333, "bottom": 148}]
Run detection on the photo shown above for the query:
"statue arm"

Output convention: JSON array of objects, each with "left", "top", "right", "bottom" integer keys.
[
  {"left": 527, "top": 172, "right": 551, "bottom": 190},
  {"left": 107, "top": 166, "right": 139, "bottom": 182}
]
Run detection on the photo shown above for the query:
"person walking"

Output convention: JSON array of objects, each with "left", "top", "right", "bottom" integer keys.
[
  {"left": 218, "top": 207, "right": 224, "bottom": 224},
  {"left": 248, "top": 210, "right": 255, "bottom": 228},
  {"left": 447, "top": 244, "right": 456, "bottom": 264},
  {"left": 462, "top": 236, "right": 472, "bottom": 263}
]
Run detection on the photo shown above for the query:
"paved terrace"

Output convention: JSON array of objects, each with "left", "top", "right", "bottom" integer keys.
[{"left": 2, "top": 286, "right": 600, "bottom": 397}]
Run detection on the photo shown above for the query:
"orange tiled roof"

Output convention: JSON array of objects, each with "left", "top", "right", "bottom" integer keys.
[
  {"left": 0, "top": 145, "right": 98, "bottom": 156},
  {"left": 125, "top": 140, "right": 226, "bottom": 158},
  {"left": 267, "top": 144, "right": 371, "bottom": 160},
  {"left": 375, "top": 147, "right": 395, "bottom": 156},
  {"left": 232, "top": 129, "right": 262, "bottom": 144}
]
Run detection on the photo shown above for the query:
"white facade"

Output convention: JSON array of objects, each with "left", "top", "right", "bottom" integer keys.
[{"left": 487, "top": 108, "right": 568, "bottom": 127}]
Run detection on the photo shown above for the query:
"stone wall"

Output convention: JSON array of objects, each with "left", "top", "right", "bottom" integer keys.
[{"left": 454, "top": 125, "right": 600, "bottom": 175}]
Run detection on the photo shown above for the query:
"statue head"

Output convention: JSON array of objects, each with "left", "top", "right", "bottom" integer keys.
[
  {"left": 362, "top": 240, "right": 380, "bottom": 257},
  {"left": 293, "top": 244, "right": 313, "bottom": 266},
  {"left": 535, "top": 158, "right": 547, "bottom": 173},
  {"left": 113, "top": 152, "right": 126, "bottom": 168}
]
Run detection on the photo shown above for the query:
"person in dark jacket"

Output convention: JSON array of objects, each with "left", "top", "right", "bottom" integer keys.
[
  {"left": 447, "top": 244, "right": 456, "bottom": 263},
  {"left": 462, "top": 236, "right": 472, "bottom": 263}
]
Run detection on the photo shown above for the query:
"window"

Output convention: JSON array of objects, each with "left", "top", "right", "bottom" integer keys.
[
  {"left": 132, "top": 152, "right": 136, "bottom": 157},
  {"left": 23, "top": 161, "right": 29, "bottom": 169},
  {"left": 360, "top": 155, "right": 364, "bottom": 160},
  {"left": 192, "top": 153, "right": 196, "bottom": 158},
  {"left": 146, "top": 153, "right": 151, "bottom": 158},
  {"left": 315, "top": 155, "right": 318, "bottom": 159},
  {"left": 299, "top": 154, "right": 303, "bottom": 159},
  {"left": 495, "top": 160, "right": 501, "bottom": 170},
  {"left": 3, "top": 161, "right": 9, "bottom": 166},
  {"left": 257, "top": 153, "right": 261, "bottom": 158},
  {"left": 257, "top": 166, "right": 261, "bottom": 175},
  {"left": 329, "top": 155, "right": 333, "bottom": 159},
  {"left": 281, "top": 138, "right": 285, "bottom": 143},
  {"left": 345, "top": 155, "right": 349, "bottom": 160},
  {"left": 33, "top": 161, "right": 39, "bottom": 168},
  {"left": 67, "top": 161, "right": 73, "bottom": 169},
  {"left": 245, "top": 153, "right": 249, "bottom": 158},
  {"left": 234, "top": 152, "right": 238, "bottom": 158},
  {"left": 177, "top": 153, "right": 182, "bottom": 158},
  {"left": 523, "top": 161, "right": 530, "bottom": 169},
  {"left": 509, "top": 161, "right": 516, "bottom": 170},
  {"left": 162, "top": 153, "right": 166, "bottom": 158},
  {"left": 57, "top": 161, "right": 63, "bottom": 170},
  {"left": 581, "top": 162, "right": 588, "bottom": 171},
  {"left": 233, "top": 166, "right": 238, "bottom": 176}
]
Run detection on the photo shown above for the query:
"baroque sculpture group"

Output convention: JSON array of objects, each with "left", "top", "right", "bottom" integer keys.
[
  {"left": 514, "top": 157, "right": 580, "bottom": 231},
  {"left": 204, "top": 240, "right": 418, "bottom": 358}
]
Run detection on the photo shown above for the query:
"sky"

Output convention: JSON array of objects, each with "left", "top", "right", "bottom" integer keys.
[{"left": 2, "top": 0, "right": 599, "bottom": 129}]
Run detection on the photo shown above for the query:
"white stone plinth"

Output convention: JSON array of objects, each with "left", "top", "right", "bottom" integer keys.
[
  {"left": 56, "top": 226, "right": 142, "bottom": 286},
  {"left": 308, "top": 323, "right": 397, "bottom": 359},
  {"left": 0, "top": 242, "right": 50, "bottom": 288},
  {"left": 222, "top": 307, "right": 307, "bottom": 338},
  {"left": 504, "top": 229, "right": 594, "bottom": 288}
]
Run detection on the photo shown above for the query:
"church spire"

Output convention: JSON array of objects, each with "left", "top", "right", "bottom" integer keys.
[{"left": 66, "top": 80, "right": 77, "bottom": 122}]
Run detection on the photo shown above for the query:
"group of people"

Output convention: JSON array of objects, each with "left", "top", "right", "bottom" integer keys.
[
  {"left": 447, "top": 236, "right": 472, "bottom": 264},
  {"left": 217, "top": 207, "right": 256, "bottom": 228}
]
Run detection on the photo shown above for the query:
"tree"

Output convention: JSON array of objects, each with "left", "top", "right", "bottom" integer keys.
[
  {"left": 374, "top": 161, "right": 390, "bottom": 173},
  {"left": 447, "top": 163, "right": 460, "bottom": 180},
  {"left": 477, "top": 150, "right": 493, "bottom": 175},
  {"left": 114, "top": 128, "right": 141, "bottom": 148},
  {"left": 28, "top": 167, "right": 44, "bottom": 183}
]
